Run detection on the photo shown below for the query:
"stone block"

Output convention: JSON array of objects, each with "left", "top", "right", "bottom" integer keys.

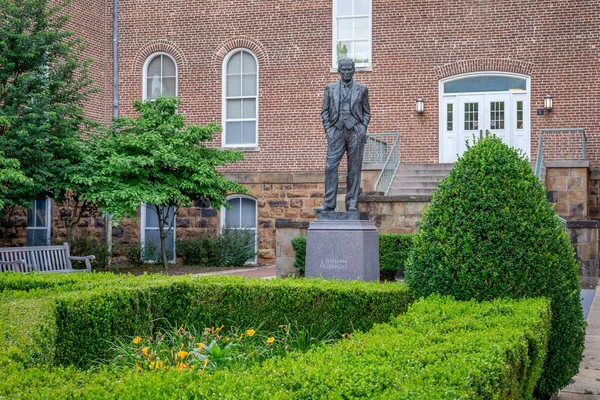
[
  {"left": 547, "top": 176, "right": 567, "bottom": 190},
  {"left": 568, "top": 203, "right": 585, "bottom": 218},
  {"left": 306, "top": 219, "right": 379, "bottom": 282},
  {"left": 405, "top": 202, "right": 427, "bottom": 215},
  {"left": 566, "top": 177, "right": 583, "bottom": 190},
  {"left": 546, "top": 168, "right": 570, "bottom": 178},
  {"left": 276, "top": 257, "right": 300, "bottom": 278},
  {"left": 284, "top": 208, "right": 301, "bottom": 218},
  {"left": 263, "top": 190, "right": 280, "bottom": 198},
  {"left": 289, "top": 199, "right": 303, "bottom": 208},
  {"left": 258, "top": 248, "right": 275, "bottom": 260}
]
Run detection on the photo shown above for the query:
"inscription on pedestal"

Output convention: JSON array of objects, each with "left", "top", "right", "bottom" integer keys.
[
  {"left": 320, "top": 258, "right": 348, "bottom": 270},
  {"left": 306, "top": 218, "right": 379, "bottom": 282}
]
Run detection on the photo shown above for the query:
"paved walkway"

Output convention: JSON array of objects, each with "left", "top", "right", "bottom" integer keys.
[
  {"left": 198, "top": 265, "right": 277, "bottom": 279},
  {"left": 559, "top": 286, "right": 600, "bottom": 399}
]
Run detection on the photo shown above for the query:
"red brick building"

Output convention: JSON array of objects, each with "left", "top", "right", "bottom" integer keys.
[{"left": 13, "top": 1, "right": 600, "bottom": 275}]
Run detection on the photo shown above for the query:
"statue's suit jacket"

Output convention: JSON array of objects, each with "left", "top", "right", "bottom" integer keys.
[{"left": 321, "top": 80, "right": 371, "bottom": 136}]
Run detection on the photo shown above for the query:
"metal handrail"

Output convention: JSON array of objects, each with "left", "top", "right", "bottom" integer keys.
[
  {"left": 372, "top": 133, "right": 401, "bottom": 194},
  {"left": 363, "top": 133, "right": 400, "bottom": 164}
]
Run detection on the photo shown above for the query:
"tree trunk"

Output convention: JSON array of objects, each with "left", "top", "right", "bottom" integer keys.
[{"left": 155, "top": 205, "right": 169, "bottom": 270}]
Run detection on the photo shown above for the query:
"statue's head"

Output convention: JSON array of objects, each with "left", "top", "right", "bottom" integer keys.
[{"left": 337, "top": 58, "right": 355, "bottom": 83}]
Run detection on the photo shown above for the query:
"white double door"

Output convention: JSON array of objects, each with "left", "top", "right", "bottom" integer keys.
[{"left": 440, "top": 93, "right": 529, "bottom": 163}]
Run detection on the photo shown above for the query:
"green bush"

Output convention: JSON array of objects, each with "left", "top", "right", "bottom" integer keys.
[
  {"left": 176, "top": 228, "right": 256, "bottom": 267},
  {"left": 68, "top": 235, "right": 111, "bottom": 270},
  {"left": 379, "top": 233, "right": 415, "bottom": 278},
  {"left": 291, "top": 236, "right": 307, "bottom": 276},
  {"left": 0, "top": 296, "right": 552, "bottom": 399},
  {"left": 116, "top": 242, "right": 146, "bottom": 267},
  {"left": 50, "top": 275, "right": 412, "bottom": 367},
  {"left": 404, "top": 136, "right": 585, "bottom": 398},
  {"left": 292, "top": 234, "right": 415, "bottom": 278},
  {"left": 176, "top": 235, "right": 220, "bottom": 266}
]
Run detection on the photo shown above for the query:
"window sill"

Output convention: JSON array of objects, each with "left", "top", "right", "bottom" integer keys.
[
  {"left": 330, "top": 66, "right": 372, "bottom": 73},
  {"left": 221, "top": 146, "right": 260, "bottom": 152}
]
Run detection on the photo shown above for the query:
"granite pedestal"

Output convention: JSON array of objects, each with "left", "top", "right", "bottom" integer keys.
[{"left": 306, "top": 211, "right": 379, "bottom": 281}]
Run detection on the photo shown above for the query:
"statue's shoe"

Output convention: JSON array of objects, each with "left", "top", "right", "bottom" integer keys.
[{"left": 347, "top": 207, "right": 358, "bottom": 212}]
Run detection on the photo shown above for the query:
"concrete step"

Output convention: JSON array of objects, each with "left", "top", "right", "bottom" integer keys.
[
  {"left": 388, "top": 188, "right": 438, "bottom": 196},
  {"left": 399, "top": 163, "right": 454, "bottom": 170},
  {"left": 390, "top": 181, "right": 439, "bottom": 189},
  {"left": 395, "top": 169, "right": 453, "bottom": 177},
  {"left": 392, "top": 175, "right": 446, "bottom": 183},
  {"left": 386, "top": 163, "right": 454, "bottom": 197}
]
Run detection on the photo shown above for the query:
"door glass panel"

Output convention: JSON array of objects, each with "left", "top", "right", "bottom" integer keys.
[
  {"left": 445, "top": 76, "right": 526, "bottom": 94},
  {"left": 446, "top": 104, "right": 453, "bottom": 131},
  {"left": 516, "top": 101, "right": 524, "bottom": 129},
  {"left": 489, "top": 101, "right": 505, "bottom": 130},
  {"left": 464, "top": 103, "right": 478, "bottom": 130}
]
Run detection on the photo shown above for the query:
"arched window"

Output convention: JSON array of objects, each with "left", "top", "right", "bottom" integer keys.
[
  {"left": 140, "top": 53, "right": 178, "bottom": 262},
  {"left": 143, "top": 53, "right": 177, "bottom": 100},
  {"left": 221, "top": 195, "right": 257, "bottom": 263},
  {"left": 223, "top": 50, "right": 258, "bottom": 147}
]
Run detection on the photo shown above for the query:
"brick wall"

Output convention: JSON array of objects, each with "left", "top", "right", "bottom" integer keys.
[
  {"left": 101, "top": 0, "right": 600, "bottom": 171},
  {"left": 60, "top": 0, "right": 113, "bottom": 125}
]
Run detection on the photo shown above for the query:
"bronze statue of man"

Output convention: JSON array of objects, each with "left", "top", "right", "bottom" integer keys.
[{"left": 315, "top": 58, "right": 371, "bottom": 212}]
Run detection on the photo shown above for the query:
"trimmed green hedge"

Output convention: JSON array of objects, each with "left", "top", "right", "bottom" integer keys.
[
  {"left": 0, "top": 295, "right": 551, "bottom": 399},
  {"left": 292, "top": 233, "right": 415, "bottom": 277},
  {"left": 405, "top": 136, "right": 585, "bottom": 397},
  {"left": 0, "top": 274, "right": 410, "bottom": 368}
]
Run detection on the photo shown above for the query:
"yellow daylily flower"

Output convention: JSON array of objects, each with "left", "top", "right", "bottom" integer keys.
[
  {"left": 246, "top": 329, "right": 256, "bottom": 337},
  {"left": 266, "top": 337, "right": 275, "bottom": 344},
  {"left": 177, "top": 351, "right": 189, "bottom": 360},
  {"left": 141, "top": 347, "right": 150, "bottom": 357},
  {"left": 196, "top": 342, "right": 205, "bottom": 351},
  {"left": 132, "top": 336, "right": 142, "bottom": 345},
  {"left": 203, "top": 358, "right": 209, "bottom": 369}
]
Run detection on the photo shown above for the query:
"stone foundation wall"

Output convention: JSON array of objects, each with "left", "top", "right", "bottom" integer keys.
[
  {"left": 566, "top": 221, "right": 599, "bottom": 288},
  {"left": 545, "top": 162, "right": 590, "bottom": 220}
]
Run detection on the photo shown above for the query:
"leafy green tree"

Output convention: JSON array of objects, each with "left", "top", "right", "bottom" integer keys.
[
  {"left": 0, "top": 152, "right": 32, "bottom": 213},
  {"left": 81, "top": 96, "right": 247, "bottom": 269},
  {"left": 405, "top": 136, "right": 585, "bottom": 398},
  {"left": 0, "top": 0, "right": 96, "bottom": 232}
]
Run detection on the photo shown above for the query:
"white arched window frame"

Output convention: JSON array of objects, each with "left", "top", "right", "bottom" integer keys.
[
  {"left": 438, "top": 71, "right": 531, "bottom": 163},
  {"left": 140, "top": 53, "right": 178, "bottom": 262},
  {"left": 142, "top": 52, "right": 178, "bottom": 100},
  {"left": 222, "top": 49, "right": 259, "bottom": 148},
  {"left": 140, "top": 204, "right": 176, "bottom": 264},
  {"left": 220, "top": 195, "right": 257, "bottom": 264}
]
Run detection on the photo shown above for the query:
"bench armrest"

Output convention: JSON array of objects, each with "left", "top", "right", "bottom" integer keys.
[
  {"left": 69, "top": 255, "right": 96, "bottom": 272},
  {"left": 0, "top": 259, "right": 28, "bottom": 273}
]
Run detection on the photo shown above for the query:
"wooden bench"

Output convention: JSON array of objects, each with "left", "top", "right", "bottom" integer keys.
[{"left": 0, "top": 243, "right": 95, "bottom": 273}]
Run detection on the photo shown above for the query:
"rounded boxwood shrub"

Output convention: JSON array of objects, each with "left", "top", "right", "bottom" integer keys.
[{"left": 404, "top": 136, "right": 585, "bottom": 398}]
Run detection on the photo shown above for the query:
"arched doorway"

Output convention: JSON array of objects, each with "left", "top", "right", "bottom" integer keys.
[{"left": 439, "top": 72, "right": 530, "bottom": 163}]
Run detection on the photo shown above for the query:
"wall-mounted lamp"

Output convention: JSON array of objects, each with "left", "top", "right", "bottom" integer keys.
[
  {"left": 544, "top": 93, "right": 553, "bottom": 112},
  {"left": 416, "top": 98, "right": 424, "bottom": 114}
]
